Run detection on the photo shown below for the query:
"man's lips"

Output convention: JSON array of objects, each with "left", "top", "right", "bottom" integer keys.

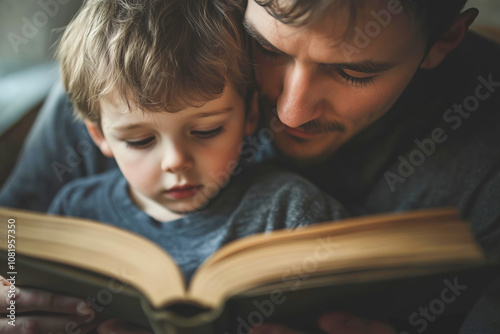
[
  {"left": 163, "top": 185, "right": 203, "bottom": 200},
  {"left": 284, "top": 125, "right": 323, "bottom": 139}
]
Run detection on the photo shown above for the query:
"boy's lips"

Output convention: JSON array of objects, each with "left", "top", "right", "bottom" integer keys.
[{"left": 163, "top": 185, "right": 203, "bottom": 200}]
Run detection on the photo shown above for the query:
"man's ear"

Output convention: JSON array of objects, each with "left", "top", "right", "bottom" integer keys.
[
  {"left": 85, "top": 120, "right": 114, "bottom": 158},
  {"left": 245, "top": 91, "right": 260, "bottom": 136},
  {"left": 420, "top": 8, "right": 478, "bottom": 70}
]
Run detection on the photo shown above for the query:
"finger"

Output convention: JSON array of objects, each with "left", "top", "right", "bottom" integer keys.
[
  {"left": 97, "top": 318, "right": 151, "bottom": 334},
  {"left": 12, "top": 287, "right": 91, "bottom": 314},
  {"left": 250, "top": 323, "right": 301, "bottom": 334},
  {"left": 0, "top": 284, "right": 87, "bottom": 314},
  {"left": 0, "top": 286, "right": 14, "bottom": 309},
  {"left": 0, "top": 276, "right": 16, "bottom": 310},
  {"left": 0, "top": 315, "right": 97, "bottom": 334},
  {"left": 318, "top": 311, "right": 396, "bottom": 334},
  {"left": 0, "top": 275, "right": 10, "bottom": 286},
  {"left": 78, "top": 321, "right": 100, "bottom": 334}
]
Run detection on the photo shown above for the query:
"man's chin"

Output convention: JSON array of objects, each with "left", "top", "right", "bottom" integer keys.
[
  {"left": 273, "top": 134, "right": 340, "bottom": 167},
  {"left": 275, "top": 142, "right": 332, "bottom": 167}
]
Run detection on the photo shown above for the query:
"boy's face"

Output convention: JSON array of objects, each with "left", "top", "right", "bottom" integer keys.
[
  {"left": 245, "top": 0, "right": 428, "bottom": 164},
  {"left": 88, "top": 84, "right": 257, "bottom": 220}
]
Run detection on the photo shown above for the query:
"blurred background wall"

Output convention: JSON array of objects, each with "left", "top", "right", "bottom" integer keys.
[
  {"left": 467, "top": 0, "right": 500, "bottom": 27},
  {"left": 0, "top": 0, "right": 83, "bottom": 77}
]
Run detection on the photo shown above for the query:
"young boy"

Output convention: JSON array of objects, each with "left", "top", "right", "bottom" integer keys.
[{"left": 48, "top": 0, "right": 346, "bottom": 282}]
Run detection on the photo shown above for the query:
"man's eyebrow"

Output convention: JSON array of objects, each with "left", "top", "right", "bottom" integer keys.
[
  {"left": 243, "top": 20, "right": 289, "bottom": 56},
  {"left": 243, "top": 20, "right": 398, "bottom": 74},
  {"left": 327, "top": 60, "right": 398, "bottom": 74}
]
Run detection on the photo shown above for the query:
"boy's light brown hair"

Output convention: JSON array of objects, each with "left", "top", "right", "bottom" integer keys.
[{"left": 57, "top": 0, "right": 249, "bottom": 124}]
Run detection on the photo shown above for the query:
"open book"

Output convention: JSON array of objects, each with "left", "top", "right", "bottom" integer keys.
[{"left": 0, "top": 207, "right": 498, "bottom": 334}]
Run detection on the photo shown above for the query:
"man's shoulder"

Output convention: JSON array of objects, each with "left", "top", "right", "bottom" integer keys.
[
  {"left": 48, "top": 168, "right": 124, "bottom": 217},
  {"left": 462, "top": 31, "right": 500, "bottom": 71},
  {"left": 373, "top": 32, "right": 500, "bottom": 200},
  {"left": 242, "top": 163, "right": 322, "bottom": 194},
  {"left": 57, "top": 168, "right": 123, "bottom": 195},
  {"left": 233, "top": 163, "right": 346, "bottom": 227}
]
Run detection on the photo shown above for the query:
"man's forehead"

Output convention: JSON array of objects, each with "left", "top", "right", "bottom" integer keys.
[
  {"left": 245, "top": 0, "right": 405, "bottom": 22},
  {"left": 244, "top": 0, "right": 415, "bottom": 39},
  {"left": 244, "top": 0, "right": 350, "bottom": 45},
  {"left": 244, "top": 0, "right": 421, "bottom": 63}
]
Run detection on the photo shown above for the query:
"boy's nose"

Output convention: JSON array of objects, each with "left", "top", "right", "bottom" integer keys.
[{"left": 161, "top": 148, "right": 193, "bottom": 173}]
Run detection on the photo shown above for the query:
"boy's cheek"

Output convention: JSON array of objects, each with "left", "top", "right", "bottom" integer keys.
[
  {"left": 203, "top": 145, "right": 243, "bottom": 182},
  {"left": 117, "top": 160, "right": 160, "bottom": 194}
]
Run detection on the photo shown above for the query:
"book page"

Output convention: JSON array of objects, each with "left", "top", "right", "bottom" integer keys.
[
  {"left": 0, "top": 208, "right": 186, "bottom": 309},
  {"left": 189, "top": 208, "right": 486, "bottom": 307}
]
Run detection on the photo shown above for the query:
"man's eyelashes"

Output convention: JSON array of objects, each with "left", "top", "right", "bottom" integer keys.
[
  {"left": 255, "top": 42, "right": 281, "bottom": 61},
  {"left": 255, "top": 42, "right": 376, "bottom": 87},
  {"left": 336, "top": 69, "right": 376, "bottom": 87}
]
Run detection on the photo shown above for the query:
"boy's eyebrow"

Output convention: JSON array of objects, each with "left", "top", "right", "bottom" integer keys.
[
  {"left": 243, "top": 20, "right": 398, "bottom": 73},
  {"left": 195, "top": 107, "right": 233, "bottom": 118},
  {"left": 112, "top": 124, "right": 144, "bottom": 131},
  {"left": 111, "top": 108, "right": 234, "bottom": 131}
]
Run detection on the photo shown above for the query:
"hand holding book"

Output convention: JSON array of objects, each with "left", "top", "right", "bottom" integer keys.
[
  {"left": 0, "top": 275, "right": 98, "bottom": 334},
  {"left": 97, "top": 311, "right": 396, "bottom": 334},
  {"left": 98, "top": 318, "right": 151, "bottom": 334},
  {"left": 252, "top": 312, "right": 396, "bottom": 334}
]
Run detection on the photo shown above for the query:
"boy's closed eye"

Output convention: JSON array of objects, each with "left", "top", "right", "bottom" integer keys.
[
  {"left": 191, "top": 126, "right": 225, "bottom": 139},
  {"left": 124, "top": 126, "right": 226, "bottom": 149},
  {"left": 126, "top": 137, "right": 155, "bottom": 149}
]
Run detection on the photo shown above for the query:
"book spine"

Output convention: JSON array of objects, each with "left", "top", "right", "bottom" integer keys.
[
  {"left": 141, "top": 299, "right": 220, "bottom": 334},
  {"left": 150, "top": 320, "right": 215, "bottom": 334}
]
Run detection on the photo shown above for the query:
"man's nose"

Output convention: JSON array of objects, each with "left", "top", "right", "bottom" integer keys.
[
  {"left": 161, "top": 145, "right": 193, "bottom": 173},
  {"left": 276, "top": 64, "right": 326, "bottom": 128}
]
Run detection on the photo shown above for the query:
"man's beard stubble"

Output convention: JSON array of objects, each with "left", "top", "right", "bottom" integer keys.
[{"left": 259, "top": 95, "right": 347, "bottom": 135}]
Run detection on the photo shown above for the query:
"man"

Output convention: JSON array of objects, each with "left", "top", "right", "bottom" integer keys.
[
  {"left": 1, "top": 0, "right": 499, "bottom": 333},
  {"left": 242, "top": 1, "right": 500, "bottom": 333}
]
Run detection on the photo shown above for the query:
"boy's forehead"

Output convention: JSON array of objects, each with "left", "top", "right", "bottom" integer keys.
[
  {"left": 99, "top": 96, "right": 148, "bottom": 129},
  {"left": 99, "top": 91, "right": 168, "bottom": 130},
  {"left": 100, "top": 90, "right": 135, "bottom": 114},
  {"left": 99, "top": 84, "right": 244, "bottom": 128}
]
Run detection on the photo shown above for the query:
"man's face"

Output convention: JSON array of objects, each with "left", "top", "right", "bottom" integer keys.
[
  {"left": 245, "top": 0, "right": 427, "bottom": 164},
  {"left": 94, "top": 83, "right": 254, "bottom": 220}
]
